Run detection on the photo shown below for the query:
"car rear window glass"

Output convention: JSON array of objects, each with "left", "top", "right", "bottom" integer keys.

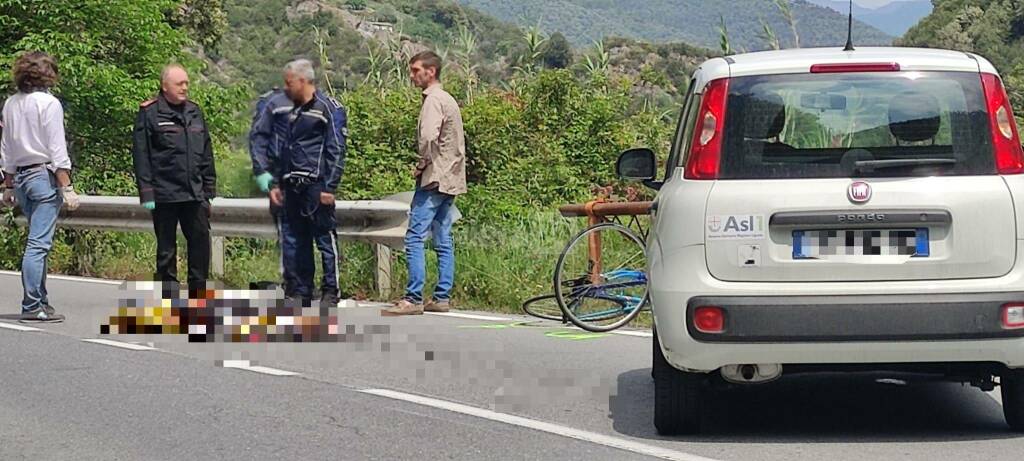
[{"left": 719, "top": 71, "right": 995, "bottom": 179}]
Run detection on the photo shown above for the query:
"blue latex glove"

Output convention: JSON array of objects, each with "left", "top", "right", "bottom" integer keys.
[
  {"left": 254, "top": 172, "right": 274, "bottom": 193},
  {"left": 142, "top": 201, "right": 156, "bottom": 211}
]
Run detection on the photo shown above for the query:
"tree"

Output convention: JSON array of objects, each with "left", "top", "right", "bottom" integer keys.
[
  {"left": 0, "top": 0, "right": 248, "bottom": 195},
  {"left": 517, "top": 26, "right": 548, "bottom": 74},
  {"left": 541, "top": 32, "right": 573, "bottom": 69},
  {"left": 773, "top": 0, "right": 800, "bottom": 48},
  {"left": 346, "top": 0, "right": 367, "bottom": 11},
  {"left": 758, "top": 18, "right": 781, "bottom": 50},
  {"left": 169, "top": 0, "right": 229, "bottom": 50},
  {"left": 582, "top": 40, "right": 610, "bottom": 78},
  {"left": 718, "top": 16, "right": 733, "bottom": 55}
]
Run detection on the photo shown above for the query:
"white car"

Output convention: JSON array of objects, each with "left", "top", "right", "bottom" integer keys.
[{"left": 616, "top": 46, "right": 1024, "bottom": 435}]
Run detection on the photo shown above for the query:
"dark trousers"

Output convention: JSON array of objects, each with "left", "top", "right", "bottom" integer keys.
[
  {"left": 280, "top": 183, "right": 339, "bottom": 299},
  {"left": 151, "top": 201, "right": 211, "bottom": 287}
]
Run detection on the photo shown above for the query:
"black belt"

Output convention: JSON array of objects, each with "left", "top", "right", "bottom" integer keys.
[
  {"left": 282, "top": 172, "right": 316, "bottom": 187},
  {"left": 16, "top": 163, "right": 50, "bottom": 173}
]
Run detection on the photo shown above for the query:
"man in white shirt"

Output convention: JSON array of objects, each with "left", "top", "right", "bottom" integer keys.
[{"left": 0, "top": 51, "right": 80, "bottom": 323}]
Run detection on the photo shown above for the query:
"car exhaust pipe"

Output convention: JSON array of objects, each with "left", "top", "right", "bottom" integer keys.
[{"left": 721, "top": 364, "right": 783, "bottom": 384}]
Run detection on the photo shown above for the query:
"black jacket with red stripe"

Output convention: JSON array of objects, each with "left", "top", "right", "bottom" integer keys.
[{"left": 131, "top": 93, "right": 216, "bottom": 203}]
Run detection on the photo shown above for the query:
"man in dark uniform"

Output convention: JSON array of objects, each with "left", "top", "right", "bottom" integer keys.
[
  {"left": 268, "top": 59, "right": 347, "bottom": 306},
  {"left": 132, "top": 64, "right": 216, "bottom": 294},
  {"left": 250, "top": 87, "right": 291, "bottom": 193},
  {"left": 249, "top": 87, "right": 292, "bottom": 291}
]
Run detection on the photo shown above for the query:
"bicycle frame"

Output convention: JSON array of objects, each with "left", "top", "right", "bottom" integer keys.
[{"left": 563, "top": 269, "right": 647, "bottom": 321}]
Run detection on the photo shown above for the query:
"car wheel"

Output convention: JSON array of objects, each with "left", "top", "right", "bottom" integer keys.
[
  {"left": 1003, "top": 368, "right": 1024, "bottom": 432},
  {"left": 651, "top": 325, "right": 667, "bottom": 379},
  {"left": 653, "top": 329, "right": 705, "bottom": 435}
]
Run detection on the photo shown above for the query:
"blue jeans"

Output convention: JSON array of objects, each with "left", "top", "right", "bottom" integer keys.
[
  {"left": 404, "top": 187, "right": 455, "bottom": 303},
  {"left": 13, "top": 168, "right": 62, "bottom": 312}
]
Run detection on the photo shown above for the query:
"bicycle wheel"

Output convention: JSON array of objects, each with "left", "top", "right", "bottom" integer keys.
[
  {"left": 554, "top": 222, "right": 648, "bottom": 332},
  {"left": 522, "top": 294, "right": 566, "bottom": 322}
]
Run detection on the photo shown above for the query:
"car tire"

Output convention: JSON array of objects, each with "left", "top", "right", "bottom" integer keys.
[
  {"left": 651, "top": 323, "right": 667, "bottom": 379},
  {"left": 653, "top": 328, "right": 705, "bottom": 435},
  {"left": 1003, "top": 368, "right": 1024, "bottom": 432}
]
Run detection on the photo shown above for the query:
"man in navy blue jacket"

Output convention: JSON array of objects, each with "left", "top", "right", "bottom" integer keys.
[
  {"left": 267, "top": 59, "right": 348, "bottom": 306},
  {"left": 249, "top": 87, "right": 293, "bottom": 291},
  {"left": 249, "top": 87, "right": 291, "bottom": 190}
]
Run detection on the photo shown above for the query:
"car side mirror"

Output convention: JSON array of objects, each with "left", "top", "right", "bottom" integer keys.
[
  {"left": 616, "top": 148, "right": 662, "bottom": 190},
  {"left": 617, "top": 148, "right": 656, "bottom": 180}
]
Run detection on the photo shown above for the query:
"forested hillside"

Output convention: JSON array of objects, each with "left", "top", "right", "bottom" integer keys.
[
  {"left": 212, "top": 0, "right": 526, "bottom": 92},
  {"left": 807, "top": 0, "right": 932, "bottom": 36},
  {"left": 457, "top": 0, "right": 893, "bottom": 50}
]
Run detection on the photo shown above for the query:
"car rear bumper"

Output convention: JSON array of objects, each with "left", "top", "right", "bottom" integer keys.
[
  {"left": 649, "top": 242, "right": 1024, "bottom": 372},
  {"left": 686, "top": 293, "right": 1024, "bottom": 343}
]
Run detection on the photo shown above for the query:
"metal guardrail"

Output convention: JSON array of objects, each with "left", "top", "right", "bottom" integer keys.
[{"left": 11, "top": 193, "right": 422, "bottom": 297}]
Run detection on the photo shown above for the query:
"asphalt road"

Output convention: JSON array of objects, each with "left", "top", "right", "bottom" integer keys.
[{"left": 1, "top": 271, "right": 1021, "bottom": 460}]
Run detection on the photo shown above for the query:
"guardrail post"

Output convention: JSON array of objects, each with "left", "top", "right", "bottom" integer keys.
[
  {"left": 211, "top": 236, "right": 225, "bottom": 278},
  {"left": 375, "top": 243, "right": 392, "bottom": 299}
]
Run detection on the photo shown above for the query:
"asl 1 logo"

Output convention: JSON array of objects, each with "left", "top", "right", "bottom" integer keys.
[{"left": 707, "top": 214, "right": 766, "bottom": 240}]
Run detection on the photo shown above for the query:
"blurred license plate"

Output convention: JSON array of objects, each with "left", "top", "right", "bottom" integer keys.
[{"left": 793, "top": 228, "right": 929, "bottom": 259}]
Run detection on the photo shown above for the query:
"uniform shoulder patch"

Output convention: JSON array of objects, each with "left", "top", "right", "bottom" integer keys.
[
  {"left": 139, "top": 98, "right": 157, "bottom": 108},
  {"left": 326, "top": 96, "right": 343, "bottom": 109}
]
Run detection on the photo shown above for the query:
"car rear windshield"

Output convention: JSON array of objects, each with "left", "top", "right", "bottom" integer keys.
[{"left": 719, "top": 71, "right": 995, "bottom": 179}]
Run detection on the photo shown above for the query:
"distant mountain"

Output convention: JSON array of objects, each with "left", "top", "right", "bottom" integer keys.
[
  {"left": 805, "top": 0, "right": 933, "bottom": 36},
  {"left": 456, "top": 0, "right": 893, "bottom": 51}
]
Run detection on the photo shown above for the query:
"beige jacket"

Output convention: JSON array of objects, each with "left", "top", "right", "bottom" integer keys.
[{"left": 416, "top": 83, "right": 466, "bottom": 196}]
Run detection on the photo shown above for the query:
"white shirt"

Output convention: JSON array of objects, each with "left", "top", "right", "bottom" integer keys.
[{"left": 0, "top": 91, "right": 72, "bottom": 174}]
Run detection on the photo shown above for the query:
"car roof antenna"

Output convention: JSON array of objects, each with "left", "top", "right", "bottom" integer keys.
[{"left": 843, "top": 0, "right": 855, "bottom": 51}]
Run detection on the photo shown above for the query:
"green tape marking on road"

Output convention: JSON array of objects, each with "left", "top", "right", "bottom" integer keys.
[
  {"left": 545, "top": 330, "right": 609, "bottom": 340},
  {"left": 455, "top": 322, "right": 608, "bottom": 340},
  {"left": 458, "top": 323, "right": 513, "bottom": 329}
]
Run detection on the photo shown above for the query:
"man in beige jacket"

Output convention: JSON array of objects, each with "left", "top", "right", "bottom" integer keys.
[{"left": 383, "top": 51, "right": 466, "bottom": 316}]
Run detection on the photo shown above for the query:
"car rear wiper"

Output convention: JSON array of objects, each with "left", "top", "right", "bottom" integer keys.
[{"left": 854, "top": 158, "right": 957, "bottom": 171}]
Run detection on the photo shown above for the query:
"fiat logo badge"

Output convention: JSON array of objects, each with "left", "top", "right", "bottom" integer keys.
[{"left": 848, "top": 181, "right": 872, "bottom": 204}]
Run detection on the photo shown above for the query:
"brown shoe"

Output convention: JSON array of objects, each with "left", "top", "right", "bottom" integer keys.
[
  {"left": 381, "top": 299, "right": 423, "bottom": 316},
  {"left": 424, "top": 299, "right": 450, "bottom": 313}
]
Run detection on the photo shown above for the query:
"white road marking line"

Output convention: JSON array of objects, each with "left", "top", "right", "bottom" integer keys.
[
  {"left": 0, "top": 270, "right": 122, "bottom": 285},
  {"left": 426, "top": 312, "right": 511, "bottom": 322},
  {"left": 220, "top": 360, "right": 299, "bottom": 376},
  {"left": 606, "top": 328, "right": 653, "bottom": 338},
  {"left": 81, "top": 339, "right": 155, "bottom": 351},
  {"left": 989, "top": 389, "right": 1003, "bottom": 405},
  {"left": 428, "top": 311, "right": 654, "bottom": 337},
  {"left": 0, "top": 322, "right": 43, "bottom": 332},
  {"left": 360, "top": 388, "right": 719, "bottom": 461},
  {"left": 245, "top": 366, "right": 300, "bottom": 376}
]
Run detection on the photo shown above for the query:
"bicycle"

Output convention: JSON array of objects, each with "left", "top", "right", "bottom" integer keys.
[{"left": 522, "top": 202, "right": 651, "bottom": 332}]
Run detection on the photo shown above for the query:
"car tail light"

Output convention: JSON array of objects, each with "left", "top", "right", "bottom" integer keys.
[
  {"left": 693, "top": 306, "right": 725, "bottom": 333},
  {"left": 980, "top": 73, "right": 1024, "bottom": 174},
  {"left": 1003, "top": 304, "right": 1024, "bottom": 329},
  {"left": 684, "top": 78, "right": 729, "bottom": 179},
  {"left": 809, "top": 62, "right": 900, "bottom": 73}
]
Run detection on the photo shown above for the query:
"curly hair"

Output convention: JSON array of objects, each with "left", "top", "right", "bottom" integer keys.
[{"left": 13, "top": 51, "right": 59, "bottom": 93}]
